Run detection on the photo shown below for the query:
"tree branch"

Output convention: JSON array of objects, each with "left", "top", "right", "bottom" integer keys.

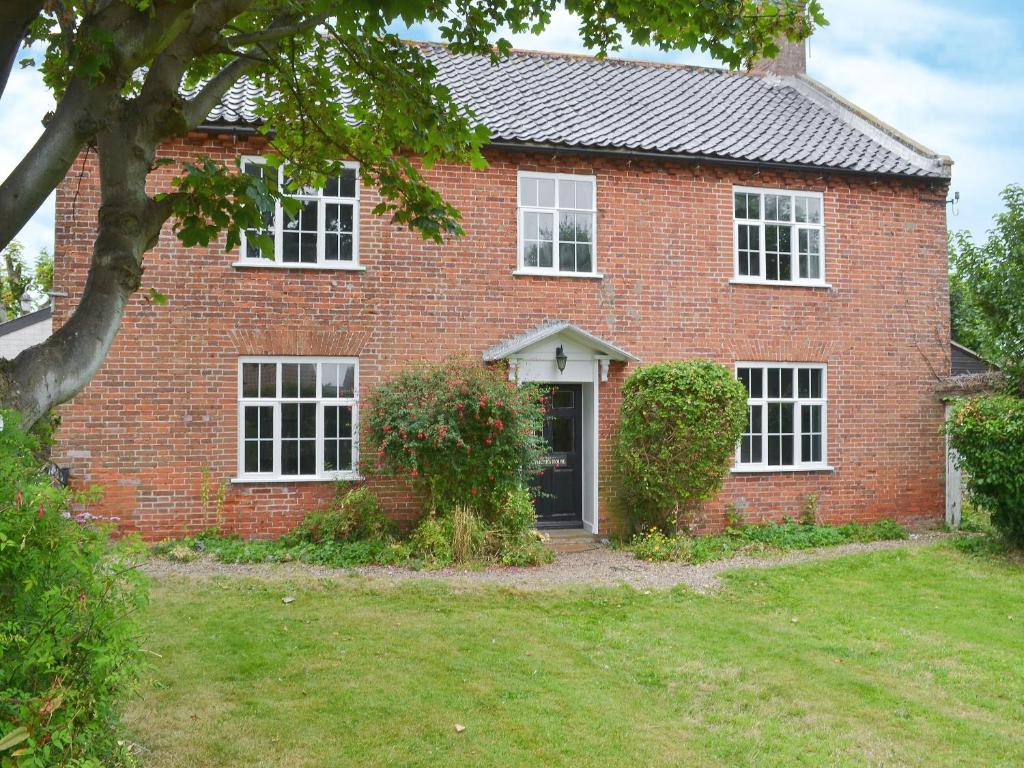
[{"left": 0, "top": 0, "right": 43, "bottom": 101}]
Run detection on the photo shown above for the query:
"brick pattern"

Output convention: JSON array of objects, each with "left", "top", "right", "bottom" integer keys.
[{"left": 52, "top": 134, "right": 951, "bottom": 539}]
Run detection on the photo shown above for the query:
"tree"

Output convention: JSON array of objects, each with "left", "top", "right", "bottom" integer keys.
[
  {"left": 0, "top": 0, "right": 822, "bottom": 427},
  {"left": 0, "top": 242, "right": 53, "bottom": 321},
  {"left": 949, "top": 184, "right": 1024, "bottom": 386}
]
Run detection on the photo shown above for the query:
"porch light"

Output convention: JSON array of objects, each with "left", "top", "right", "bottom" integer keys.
[{"left": 555, "top": 345, "right": 568, "bottom": 373}]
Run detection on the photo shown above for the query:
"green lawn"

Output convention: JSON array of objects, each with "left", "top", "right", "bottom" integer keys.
[{"left": 128, "top": 545, "right": 1024, "bottom": 767}]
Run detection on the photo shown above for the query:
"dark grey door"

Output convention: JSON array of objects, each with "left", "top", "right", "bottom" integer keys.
[{"left": 534, "top": 384, "right": 583, "bottom": 529}]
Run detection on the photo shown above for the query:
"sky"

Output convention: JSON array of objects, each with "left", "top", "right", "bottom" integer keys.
[{"left": 2, "top": 0, "right": 1022, "bottom": 261}]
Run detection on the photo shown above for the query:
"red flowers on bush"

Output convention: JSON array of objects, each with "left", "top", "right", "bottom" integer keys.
[{"left": 365, "top": 358, "right": 547, "bottom": 517}]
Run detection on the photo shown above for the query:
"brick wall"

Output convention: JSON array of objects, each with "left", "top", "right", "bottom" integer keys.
[{"left": 52, "top": 134, "right": 951, "bottom": 538}]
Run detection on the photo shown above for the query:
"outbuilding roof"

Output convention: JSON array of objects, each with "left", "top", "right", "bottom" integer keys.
[{"left": 206, "top": 43, "right": 950, "bottom": 179}]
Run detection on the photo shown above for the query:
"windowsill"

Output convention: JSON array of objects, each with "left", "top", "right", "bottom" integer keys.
[
  {"left": 232, "top": 261, "right": 366, "bottom": 272},
  {"left": 513, "top": 269, "right": 604, "bottom": 280},
  {"left": 731, "top": 465, "right": 835, "bottom": 474},
  {"left": 231, "top": 474, "right": 362, "bottom": 484},
  {"left": 729, "top": 278, "right": 833, "bottom": 290}
]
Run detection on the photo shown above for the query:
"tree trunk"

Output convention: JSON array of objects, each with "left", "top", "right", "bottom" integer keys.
[{"left": 0, "top": 114, "right": 166, "bottom": 428}]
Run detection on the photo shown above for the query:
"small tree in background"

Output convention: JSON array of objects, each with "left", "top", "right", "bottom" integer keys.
[
  {"left": 946, "top": 395, "right": 1024, "bottom": 547},
  {"left": 616, "top": 360, "right": 748, "bottom": 532},
  {"left": 366, "top": 359, "right": 547, "bottom": 518},
  {"left": 949, "top": 184, "right": 1024, "bottom": 386},
  {"left": 0, "top": 242, "right": 52, "bottom": 322}
]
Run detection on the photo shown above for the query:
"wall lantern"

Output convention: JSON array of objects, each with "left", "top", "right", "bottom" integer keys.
[{"left": 555, "top": 345, "right": 568, "bottom": 373}]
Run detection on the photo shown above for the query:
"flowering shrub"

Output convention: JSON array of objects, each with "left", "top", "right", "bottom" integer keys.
[
  {"left": 615, "top": 360, "right": 748, "bottom": 532},
  {"left": 365, "top": 358, "right": 547, "bottom": 517},
  {"left": 0, "top": 412, "right": 147, "bottom": 766}
]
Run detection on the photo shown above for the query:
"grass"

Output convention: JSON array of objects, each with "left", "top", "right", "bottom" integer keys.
[{"left": 127, "top": 543, "right": 1024, "bottom": 767}]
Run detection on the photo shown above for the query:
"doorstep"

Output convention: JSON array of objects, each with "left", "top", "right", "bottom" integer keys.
[{"left": 542, "top": 528, "right": 604, "bottom": 554}]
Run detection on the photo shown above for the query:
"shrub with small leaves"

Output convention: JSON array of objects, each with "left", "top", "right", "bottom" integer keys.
[
  {"left": 281, "top": 486, "right": 392, "bottom": 545},
  {"left": 0, "top": 411, "right": 147, "bottom": 767},
  {"left": 615, "top": 360, "right": 748, "bottom": 532},
  {"left": 946, "top": 395, "right": 1024, "bottom": 546},
  {"left": 366, "top": 358, "right": 547, "bottom": 518}
]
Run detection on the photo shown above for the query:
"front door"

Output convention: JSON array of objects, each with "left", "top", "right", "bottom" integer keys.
[{"left": 534, "top": 384, "right": 583, "bottom": 529}]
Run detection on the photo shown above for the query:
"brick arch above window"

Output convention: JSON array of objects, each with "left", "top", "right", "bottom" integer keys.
[
  {"left": 727, "top": 338, "right": 840, "bottom": 364},
  {"left": 229, "top": 328, "right": 371, "bottom": 357}
]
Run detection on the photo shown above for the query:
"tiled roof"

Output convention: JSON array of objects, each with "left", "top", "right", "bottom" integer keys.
[
  {"left": 205, "top": 43, "right": 950, "bottom": 179},
  {"left": 0, "top": 305, "right": 51, "bottom": 339}
]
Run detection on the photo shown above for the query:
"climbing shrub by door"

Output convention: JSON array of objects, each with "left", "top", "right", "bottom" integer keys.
[
  {"left": 366, "top": 358, "right": 547, "bottom": 518},
  {"left": 616, "top": 360, "right": 748, "bottom": 532}
]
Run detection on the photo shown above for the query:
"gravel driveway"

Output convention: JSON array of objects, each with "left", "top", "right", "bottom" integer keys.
[{"left": 142, "top": 532, "right": 949, "bottom": 593}]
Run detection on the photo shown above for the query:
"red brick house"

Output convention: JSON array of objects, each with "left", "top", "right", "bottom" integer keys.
[{"left": 51, "top": 40, "right": 953, "bottom": 539}]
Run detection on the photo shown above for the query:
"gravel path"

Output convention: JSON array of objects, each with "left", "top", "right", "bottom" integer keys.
[{"left": 142, "top": 532, "right": 949, "bottom": 593}]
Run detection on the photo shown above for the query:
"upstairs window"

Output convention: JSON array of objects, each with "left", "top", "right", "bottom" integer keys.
[
  {"left": 239, "top": 157, "right": 359, "bottom": 268},
  {"left": 518, "top": 171, "right": 597, "bottom": 275},
  {"left": 734, "top": 187, "right": 824, "bottom": 285},
  {"left": 237, "top": 357, "right": 358, "bottom": 481},
  {"left": 735, "top": 363, "right": 828, "bottom": 471}
]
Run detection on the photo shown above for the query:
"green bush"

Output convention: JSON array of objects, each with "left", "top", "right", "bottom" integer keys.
[
  {"left": 627, "top": 518, "right": 907, "bottom": 564},
  {"left": 615, "top": 360, "right": 748, "bottom": 532},
  {"left": 407, "top": 488, "right": 553, "bottom": 568},
  {"left": 946, "top": 395, "right": 1024, "bottom": 546},
  {"left": 0, "top": 412, "right": 147, "bottom": 766},
  {"left": 281, "top": 486, "right": 392, "bottom": 545},
  {"left": 365, "top": 358, "right": 547, "bottom": 518},
  {"left": 489, "top": 487, "right": 554, "bottom": 567}
]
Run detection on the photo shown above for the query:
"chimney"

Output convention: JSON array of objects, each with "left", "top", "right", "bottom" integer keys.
[{"left": 750, "top": 36, "right": 807, "bottom": 77}]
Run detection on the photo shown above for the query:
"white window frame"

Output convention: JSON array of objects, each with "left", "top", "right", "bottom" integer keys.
[
  {"left": 235, "top": 356, "right": 360, "bottom": 483},
  {"left": 731, "top": 186, "right": 828, "bottom": 288},
  {"left": 514, "top": 170, "right": 602, "bottom": 278},
  {"left": 733, "top": 362, "right": 832, "bottom": 473},
  {"left": 235, "top": 157, "right": 363, "bottom": 271}
]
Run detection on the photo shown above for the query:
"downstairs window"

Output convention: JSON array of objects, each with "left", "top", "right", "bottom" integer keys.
[
  {"left": 736, "top": 363, "right": 828, "bottom": 471},
  {"left": 237, "top": 357, "right": 358, "bottom": 481}
]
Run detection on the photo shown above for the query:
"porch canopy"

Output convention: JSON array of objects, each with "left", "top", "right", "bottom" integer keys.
[{"left": 482, "top": 321, "right": 638, "bottom": 383}]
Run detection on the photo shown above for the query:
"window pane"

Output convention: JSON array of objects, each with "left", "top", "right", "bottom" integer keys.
[
  {"left": 575, "top": 180, "right": 593, "bottom": 210},
  {"left": 281, "top": 364, "right": 315, "bottom": 398},
  {"left": 766, "top": 194, "right": 791, "bottom": 222},
  {"left": 558, "top": 179, "right": 576, "bottom": 209},
  {"left": 766, "top": 225, "right": 792, "bottom": 281},
  {"left": 519, "top": 177, "right": 537, "bottom": 207},
  {"left": 738, "top": 224, "right": 760, "bottom": 277},
  {"left": 325, "top": 167, "right": 357, "bottom": 198},
  {"left": 524, "top": 243, "right": 539, "bottom": 268},
  {"left": 739, "top": 367, "right": 763, "bottom": 398},
  {"left": 550, "top": 415, "right": 573, "bottom": 452},
  {"left": 322, "top": 363, "right": 355, "bottom": 398},
  {"left": 576, "top": 213, "right": 593, "bottom": 244},
  {"left": 242, "top": 364, "right": 260, "bottom": 398},
  {"left": 559, "top": 242, "right": 575, "bottom": 272},
  {"left": 576, "top": 244, "right": 593, "bottom": 273},
  {"left": 796, "top": 195, "right": 821, "bottom": 224},
  {"left": 242, "top": 363, "right": 275, "bottom": 398},
  {"left": 798, "top": 228, "right": 821, "bottom": 280},
  {"left": 553, "top": 389, "right": 574, "bottom": 408},
  {"left": 798, "top": 368, "right": 810, "bottom": 399},
  {"left": 537, "top": 178, "right": 555, "bottom": 207},
  {"left": 538, "top": 241, "right": 553, "bottom": 268}
]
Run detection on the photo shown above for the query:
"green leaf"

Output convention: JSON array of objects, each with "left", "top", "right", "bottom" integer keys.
[
  {"left": 147, "top": 288, "right": 168, "bottom": 306},
  {"left": 0, "top": 726, "right": 30, "bottom": 752}
]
